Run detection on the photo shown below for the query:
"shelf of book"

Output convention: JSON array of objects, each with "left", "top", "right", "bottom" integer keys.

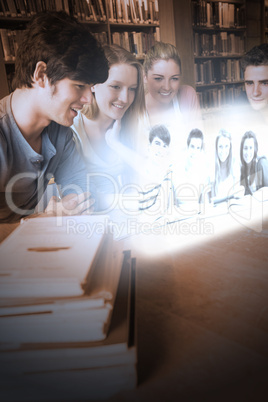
[
  {"left": 0, "top": 0, "right": 161, "bottom": 95},
  {"left": 196, "top": 82, "right": 244, "bottom": 109},
  {"left": 264, "top": 1, "right": 268, "bottom": 42},
  {"left": 191, "top": 0, "right": 246, "bottom": 109},
  {"left": 193, "top": 27, "right": 246, "bottom": 33},
  {"left": 191, "top": 0, "right": 246, "bottom": 27},
  {"left": 109, "top": 21, "right": 159, "bottom": 27},
  {"left": 195, "top": 55, "right": 243, "bottom": 59},
  {"left": 196, "top": 80, "right": 243, "bottom": 87}
]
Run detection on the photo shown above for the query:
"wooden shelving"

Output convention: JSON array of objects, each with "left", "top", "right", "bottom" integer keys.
[
  {"left": 264, "top": 0, "right": 268, "bottom": 43},
  {"left": 191, "top": 0, "right": 246, "bottom": 109},
  {"left": 0, "top": 0, "right": 161, "bottom": 96}
]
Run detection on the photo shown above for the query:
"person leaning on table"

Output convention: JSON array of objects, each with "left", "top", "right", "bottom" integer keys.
[{"left": 0, "top": 11, "right": 109, "bottom": 223}]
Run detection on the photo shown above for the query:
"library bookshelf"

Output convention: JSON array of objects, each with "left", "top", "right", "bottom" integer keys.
[
  {"left": 0, "top": 0, "right": 160, "bottom": 97},
  {"left": 263, "top": 0, "right": 268, "bottom": 43},
  {"left": 191, "top": 0, "right": 247, "bottom": 110}
]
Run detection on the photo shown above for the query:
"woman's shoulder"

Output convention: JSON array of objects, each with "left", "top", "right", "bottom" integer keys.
[
  {"left": 178, "top": 85, "right": 197, "bottom": 101},
  {"left": 257, "top": 155, "right": 268, "bottom": 168},
  {"left": 177, "top": 85, "right": 200, "bottom": 114},
  {"left": 71, "top": 111, "right": 84, "bottom": 134},
  {"left": 71, "top": 111, "right": 95, "bottom": 145}
]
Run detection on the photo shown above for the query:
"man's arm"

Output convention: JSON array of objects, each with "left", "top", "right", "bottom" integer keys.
[
  {"left": 47, "top": 127, "right": 96, "bottom": 215},
  {"left": 53, "top": 128, "right": 90, "bottom": 196}
]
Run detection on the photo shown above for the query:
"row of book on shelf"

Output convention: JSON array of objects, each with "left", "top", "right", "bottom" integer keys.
[
  {"left": 195, "top": 58, "right": 244, "bottom": 85},
  {"left": 193, "top": 31, "right": 245, "bottom": 57},
  {"left": 108, "top": 0, "right": 159, "bottom": 24},
  {"left": 112, "top": 28, "right": 159, "bottom": 57},
  {"left": 0, "top": 0, "right": 159, "bottom": 24},
  {"left": 191, "top": 0, "right": 246, "bottom": 28},
  {"left": 197, "top": 83, "right": 244, "bottom": 109},
  {"left": 0, "top": 27, "right": 159, "bottom": 62}
]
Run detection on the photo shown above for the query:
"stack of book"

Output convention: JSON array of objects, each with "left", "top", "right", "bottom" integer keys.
[{"left": 0, "top": 215, "right": 137, "bottom": 400}]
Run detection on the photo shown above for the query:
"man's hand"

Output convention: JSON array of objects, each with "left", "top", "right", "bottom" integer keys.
[{"left": 45, "top": 192, "right": 94, "bottom": 216}]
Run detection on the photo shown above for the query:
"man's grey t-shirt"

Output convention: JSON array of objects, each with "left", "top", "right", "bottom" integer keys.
[{"left": 0, "top": 94, "right": 90, "bottom": 222}]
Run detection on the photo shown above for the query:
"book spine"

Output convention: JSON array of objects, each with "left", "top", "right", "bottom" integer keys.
[
  {"left": 98, "top": 0, "right": 106, "bottom": 21},
  {"left": 0, "top": 29, "right": 12, "bottom": 61},
  {"left": 154, "top": 0, "right": 158, "bottom": 23},
  {"left": 1, "top": 0, "right": 11, "bottom": 16},
  {"left": 115, "top": 0, "right": 122, "bottom": 22},
  {"left": 143, "top": 0, "right": 148, "bottom": 23},
  {"left": 6, "top": 0, "right": 17, "bottom": 17},
  {"left": 0, "top": 0, "right": 4, "bottom": 16},
  {"left": 108, "top": 0, "right": 114, "bottom": 21},
  {"left": 63, "top": 0, "right": 70, "bottom": 13},
  {"left": 148, "top": 0, "right": 153, "bottom": 23},
  {"left": 12, "top": 0, "right": 22, "bottom": 16},
  {"left": 88, "top": 0, "right": 98, "bottom": 21},
  {"left": 83, "top": 0, "right": 92, "bottom": 20},
  {"left": 129, "top": 0, "right": 137, "bottom": 24},
  {"left": 154, "top": 26, "right": 160, "bottom": 42},
  {"left": 121, "top": 0, "right": 129, "bottom": 23}
]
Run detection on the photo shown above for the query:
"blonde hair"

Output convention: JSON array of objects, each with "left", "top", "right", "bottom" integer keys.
[
  {"left": 143, "top": 41, "right": 182, "bottom": 75},
  {"left": 82, "top": 44, "right": 145, "bottom": 147}
]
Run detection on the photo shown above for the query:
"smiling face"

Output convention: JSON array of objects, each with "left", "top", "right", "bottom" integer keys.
[
  {"left": 188, "top": 138, "right": 203, "bottom": 160},
  {"left": 150, "top": 136, "right": 169, "bottom": 158},
  {"left": 243, "top": 138, "right": 255, "bottom": 164},
  {"left": 145, "top": 59, "right": 181, "bottom": 105},
  {"left": 92, "top": 63, "right": 138, "bottom": 123},
  {"left": 244, "top": 65, "right": 268, "bottom": 111},
  {"left": 217, "top": 136, "right": 231, "bottom": 163},
  {"left": 47, "top": 78, "right": 94, "bottom": 127}
]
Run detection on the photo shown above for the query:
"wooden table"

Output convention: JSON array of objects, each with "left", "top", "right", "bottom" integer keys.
[
  {"left": 1, "top": 203, "right": 268, "bottom": 402},
  {"left": 110, "top": 205, "right": 268, "bottom": 402}
]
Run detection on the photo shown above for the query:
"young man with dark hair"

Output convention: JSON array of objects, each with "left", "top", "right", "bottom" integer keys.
[
  {"left": 0, "top": 11, "right": 109, "bottom": 222},
  {"left": 148, "top": 124, "right": 171, "bottom": 160},
  {"left": 186, "top": 128, "right": 204, "bottom": 160},
  {"left": 240, "top": 44, "right": 268, "bottom": 122}
]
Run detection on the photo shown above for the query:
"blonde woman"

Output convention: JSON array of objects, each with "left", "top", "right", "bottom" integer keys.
[
  {"left": 71, "top": 44, "right": 145, "bottom": 210},
  {"left": 140, "top": 41, "right": 201, "bottom": 155}
]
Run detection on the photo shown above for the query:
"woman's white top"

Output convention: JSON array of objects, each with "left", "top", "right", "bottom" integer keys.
[{"left": 71, "top": 111, "right": 124, "bottom": 197}]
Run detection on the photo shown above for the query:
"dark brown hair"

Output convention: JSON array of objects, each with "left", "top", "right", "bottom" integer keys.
[{"left": 13, "top": 11, "right": 108, "bottom": 89}]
